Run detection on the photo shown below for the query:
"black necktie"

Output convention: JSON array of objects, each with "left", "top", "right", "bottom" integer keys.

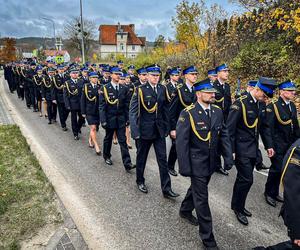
[
  {"left": 115, "top": 85, "right": 119, "bottom": 96},
  {"left": 191, "top": 86, "right": 194, "bottom": 93},
  {"left": 154, "top": 86, "right": 157, "bottom": 94},
  {"left": 205, "top": 109, "right": 210, "bottom": 119}
]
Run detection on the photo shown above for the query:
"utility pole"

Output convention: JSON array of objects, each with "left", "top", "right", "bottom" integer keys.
[
  {"left": 80, "top": 0, "right": 85, "bottom": 64},
  {"left": 41, "top": 17, "right": 56, "bottom": 49}
]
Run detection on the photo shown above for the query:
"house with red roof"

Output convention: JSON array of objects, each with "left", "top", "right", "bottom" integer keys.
[
  {"left": 44, "top": 50, "right": 70, "bottom": 62},
  {"left": 98, "top": 23, "right": 146, "bottom": 59}
]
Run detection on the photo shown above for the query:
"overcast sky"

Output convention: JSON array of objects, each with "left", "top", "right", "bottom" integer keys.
[{"left": 0, "top": 0, "right": 241, "bottom": 41}]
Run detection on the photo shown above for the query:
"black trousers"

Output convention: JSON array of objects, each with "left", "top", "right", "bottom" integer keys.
[
  {"left": 265, "top": 153, "right": 284, "bottom": 199},
  {"left": 255, "top": 148, "right": 264, "bottom": 167},
  {"left": 103, "top": 127, "right": 132, "bottom": 168},
  {"left": 46, "top": 100, "right": 54, "bottom": 122},
  {"left": 231, "top": 157, "right": 256, "bottom": 212},
  {"left": 70, "top": 110, "right": 84, "bottom": 136},
  {"left": 180, "top": 176, "right": 216, "bottom": 247},
  {"left": 29, "top": 86, "right": 36, "bottom": 110},
  {"left": 57, "top": 102, "right": 69, "bottom": 128},
  {"left": 24, "top": 86, "right": 31, "bottom": 107},
  {"left": 167, "top": 137, "right": 177, "bottom": 170},
  {"left": 51, "top": 103, "right": 57, "bottom": 121},
  {"left": 136, "top": 137, "right": 171, "bottom": 193}
]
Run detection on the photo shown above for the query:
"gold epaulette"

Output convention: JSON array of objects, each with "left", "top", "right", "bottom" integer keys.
[
  {"left": 237, "top": 95, "right": 247, "bottom": 102},
  {"left": 184, "top": 104, "right": 195, "bottom": 112},
  {"left": 212, "top": 104, "right": 221, "bottom": 109},
  {"left": 176, "top": 83, "right": 183, "bottom": 89}
]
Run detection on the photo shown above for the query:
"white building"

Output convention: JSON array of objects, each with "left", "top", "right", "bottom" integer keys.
[
  {"left": 98, "top": 23, "right": 146, "bottom": 59},
  {"left": 44, "top": 50, "right": 70, "bottom": 63}
]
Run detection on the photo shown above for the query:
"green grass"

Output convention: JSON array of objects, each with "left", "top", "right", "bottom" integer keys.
[{"left": 0, "top": 125, "right": 62, "bottom": 250}]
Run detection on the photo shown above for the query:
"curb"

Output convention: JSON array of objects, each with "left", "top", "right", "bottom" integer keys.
[{"left": 0, "top": 78, "right": 106, "bottom": 249}]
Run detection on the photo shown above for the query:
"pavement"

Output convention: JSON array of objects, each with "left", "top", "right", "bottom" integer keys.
[{"left": 0, "top": 75, "right": 289, "bottom": 250}]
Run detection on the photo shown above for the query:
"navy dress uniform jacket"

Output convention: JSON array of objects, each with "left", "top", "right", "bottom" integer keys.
[
  {"left": 226, "top": 93, "right": 272, "bottom": 158},
  {"left": 52, "top": 74, "right": 67, "bottom": 104},
  {"left": 99, "top": 82, "right": 130, "bottom": 129},
  {"left": 63, "top": 79, "right": 84, "bottom": 111},
  {"left": 213, "top": 79, "right": 232, "bottom": 120},
  {"left": 81, "top": 83, "right": 100, "bottom": 116},
  {"left": 264, "top": 97, "right": 300, "bottom": 154},
  {"left": 176, "top": 102, "right": 233, "bottom": 177},
  {"left": 129, "top": 82, "right": 170, "bottom": 140},
  {"left": 41, "top": 75, "right": 53, "bottom": 101},
  {"left": 280, "top": 139, "right": 300, "bottom": 240},
  {"left": 169, "top": 83, "right": 196, "bottom": 131}
]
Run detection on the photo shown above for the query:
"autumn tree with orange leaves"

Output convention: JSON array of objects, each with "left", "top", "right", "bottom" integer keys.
[{"left": 0, "top": 38, "right": 17, "bottom": 64}]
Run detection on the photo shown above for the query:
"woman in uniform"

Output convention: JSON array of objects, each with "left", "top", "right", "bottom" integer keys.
[{"left": 81, "top": 72, "right": 101, "bottom": 155}]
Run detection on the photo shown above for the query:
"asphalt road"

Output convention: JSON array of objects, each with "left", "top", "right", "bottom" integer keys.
[{"left": 1, "top": 78, "right": 288, "bottom": 250}]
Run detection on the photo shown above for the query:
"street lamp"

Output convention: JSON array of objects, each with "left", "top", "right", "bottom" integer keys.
[
  {"left": 41, "top": 17, "right": 56, "bottom": 49},
  {"left": 80, "top": 0, "right": 85, "bottom": 64}
]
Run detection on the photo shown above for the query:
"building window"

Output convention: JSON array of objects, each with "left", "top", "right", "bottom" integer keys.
[
  {"left": 120, "top": 43, "right": 124, "bottom": 51},
  {"left": 132, "top": 45, "right": 135, "bottom": 51},
  {"left": 132, "top": 54, "right": 136, "bottom": 58},
  {"left": 121, "top": 34, "right": 123, "bottom": 39}
]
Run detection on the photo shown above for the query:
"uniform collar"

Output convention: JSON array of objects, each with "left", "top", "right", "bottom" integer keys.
[
  {"left": 249, "top": 92, "right": 257, "bottom": 103},
  {"left": 217, "top": 78, "right": 225, "bottom": 85},
  {"left": 198, "top": 101, "right": 211, "bottom": 111},
  {"left": 111, "top": 81, "right": 119, "bottom": 89}
]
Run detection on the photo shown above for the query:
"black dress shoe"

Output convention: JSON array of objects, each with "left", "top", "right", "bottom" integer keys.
[
  {"left": 125, "top": 164, "right": 136, "bottom": 172},
  {"left": 62, "top": 127, "right": 68, "bottom": 131},
  {"left": 234, "top": 210, "right": 249, "bottom": 225},
  {"left": 96, "top": 151, "right": 102, "bottom": 156},
  {"left": 204, "top": 246, "right": 219, "bottom": 250},
  {"left": 105, "top": 158, "right": 113, "bottom": 165},
  {"left": 179, "top": 211, "right": 199, "bottom": 226},
  {"left": 265, "top": 194, "right": 276, "bottom": 207},
  {"left": 242, "top": 208, "right": 252, "bottom": 217},
  {"left": 74, "top": 135, "right": 79, "bottom": 140},
  {"left": 137, "top": 183, "right": 148, "bottom": 193},
  {"left": 163, "top": 190, "right": 180, "bottom": 199},
  {"left": 168, "top": 169, "right": 178, "bottom": 176},
  {"left": 216, "top": 168, "right": 229, "bottom": 176},
  {"left": 256, "top": 163, "right": 269, "bottom": 171},
  {"left": 48, "top": 121, "right": 52, "bottom": 124},
  {"left": 275, "top": 195, "right": 284, "bottom": 203}
]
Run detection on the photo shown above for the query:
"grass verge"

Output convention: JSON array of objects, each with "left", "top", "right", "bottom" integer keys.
[{"left": 0, "top": 125, "right": 62, "bottom": 249}]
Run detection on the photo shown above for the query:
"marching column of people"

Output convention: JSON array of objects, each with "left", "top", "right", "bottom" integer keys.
[{"left": 3, "top": 60, "right": 300, "bottom": 250}]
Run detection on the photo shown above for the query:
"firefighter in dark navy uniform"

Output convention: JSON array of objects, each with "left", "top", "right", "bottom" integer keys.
[
  {"left": 227, "top": 77, "right": 276, "bottom": 226},
  {"left": 99, "top": 66, "right": 135, "bottom": 172},
  {"left": 63, "top": 67, "right": 85, "bottom": 140},
  {"left": 165, "top": 67, "right": 183, "bottom": 176},
  {"left": 213, "top": 64, "right": 232, "bottom": 176},
  {"left": 177, "top": 78, "right": 233, "bottom": 250},
  {"left": 254, "top": 138, "right": 300, "bottom": 250},
  {"left": 169, "top": 66, "right": 198, "bottom": 176},
  {"left": 263, "top": 80, "right": 300, "bottom": 207},
  {"left": 81, "top": 71, "right": 102, "bottom": 155},
  {"left": 129, "top": 64, "right": 179, "bottom": 198},
  {"left": 52, "top": 64, "right": 69, "bottom": 131}
]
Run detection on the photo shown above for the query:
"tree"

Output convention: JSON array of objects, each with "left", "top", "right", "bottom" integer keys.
[
  {"left": 0, "top": 38, "right": 16, "bottom": 63},
  {"left": 172, "top": 0, "right": 206, "bottom": 58},
  {"left": 154, "top": 35, "right": 166, "bottom": 48},
  {"left": 63, "top": 17, "right": 96, "bottom": 59},
  {"left": 229, "top": 0, "right": 275, "bottom": 10}
]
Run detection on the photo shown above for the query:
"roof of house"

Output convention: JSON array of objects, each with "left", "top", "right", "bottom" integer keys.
[
  {"left": 99, "top": 24, "right": 146, "bottom": 46},
  {"left": 44, "top": 50, "right": 69, "bottom": 56}
]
